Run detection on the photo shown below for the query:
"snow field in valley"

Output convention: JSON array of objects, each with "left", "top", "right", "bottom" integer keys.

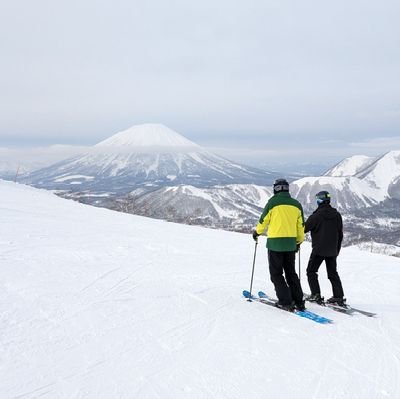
[{"left": 1, "top": 180, "right": 400, "bottom": 399}]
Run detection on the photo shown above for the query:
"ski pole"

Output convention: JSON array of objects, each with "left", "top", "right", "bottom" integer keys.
[{"left": 248, "top": 240, "right": 258, "bottom": 301}]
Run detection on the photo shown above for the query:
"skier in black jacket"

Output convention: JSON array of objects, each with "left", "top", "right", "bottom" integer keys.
[{"left": 305, "top": 191, "right": 345, "bottom": 306}]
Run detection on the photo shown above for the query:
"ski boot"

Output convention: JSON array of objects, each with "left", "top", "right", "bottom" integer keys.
[
  {"left": 295, "top": 300, "right": 306, "bottom": 311},
  {"left": 307, "top": 293, "right": 324, "bottom": 305},
  {"left": 275, "top": 301, "right": 295, "bottom": 312},
  {"left": 326, "top": 297, "right": 346, "bottom": 307}
]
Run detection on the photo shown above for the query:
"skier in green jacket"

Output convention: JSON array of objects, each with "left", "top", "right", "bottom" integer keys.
[{"left": 253, "top": 178, "right": 305, "bottom": 311}]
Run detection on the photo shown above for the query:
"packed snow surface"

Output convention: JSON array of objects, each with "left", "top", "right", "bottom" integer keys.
[{"left": 1, "top": 180, "right": 400, "bottom": 398}]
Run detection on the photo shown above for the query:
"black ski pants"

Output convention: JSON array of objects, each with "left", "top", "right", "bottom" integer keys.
[
  {"left": 306, "top": 251, "right": 344, "bottom": 298},
  {"left": 268, "top": 249, "right": 303, "bottom": 306}
]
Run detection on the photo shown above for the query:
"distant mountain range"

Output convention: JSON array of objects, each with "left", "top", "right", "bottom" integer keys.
[
  {"left": 16, "top": 123, "right": 400, "bottom": 255},
  {"left": 108, "top": 184, "right": 273, "bottom": 232},
  {"left": 292, "top": 152, "right": 400, "bottom": 251},
  {"left": 293, "top": 151, "right": 400, "bottom": 213},
  {"left": 24, "top": 124, "right": 279, "bottom": 191}
]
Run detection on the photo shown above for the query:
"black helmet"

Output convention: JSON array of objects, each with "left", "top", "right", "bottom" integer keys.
[
  {"left": 273, "top": 178, "right": 289, "bottom": 194},
  {"left": 316, "top": 190, "right": 331, "bottom": 205}
]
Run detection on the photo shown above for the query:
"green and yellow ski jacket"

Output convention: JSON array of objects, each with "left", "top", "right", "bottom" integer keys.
[{"left": 256, "top": 192, "right": 305, "bottom": 252}]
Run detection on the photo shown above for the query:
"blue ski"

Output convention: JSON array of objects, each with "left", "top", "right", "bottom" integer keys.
[{"left": 243, "top": 290, "right": 333, "bottom": 324}]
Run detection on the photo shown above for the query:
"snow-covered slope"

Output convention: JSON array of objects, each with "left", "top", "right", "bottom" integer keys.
[
  {"left": 324, "top": 155, "right": 376, "bottom": 177},
  {"left": 24, "top": 124, "right": 278, "bottom": 191},
  {"left": 291, "top": 176, "right": 385, "bottom": 213},
  {"left": 292, "top": 151, "right": 400, "bottom": 212},
  {"left": 114, "top": 184, "right": 272, "bottom": 232},
  {"left": 1, "top": 179, "right": 400, "bottom": 398},
  {"left": 356, "top": 150, "right": 400, "bottom": 193}
]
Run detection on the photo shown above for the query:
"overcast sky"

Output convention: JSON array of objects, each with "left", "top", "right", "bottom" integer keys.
[{"left": 1, "top": 0, "right": 399, "bottom": 164}]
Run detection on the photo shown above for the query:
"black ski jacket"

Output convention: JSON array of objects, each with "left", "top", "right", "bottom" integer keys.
[{"left": 304, "top": 203, "right": 343, "bottom": 257}]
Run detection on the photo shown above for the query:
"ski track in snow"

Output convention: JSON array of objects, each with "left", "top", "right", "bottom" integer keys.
[{"left": 1, "top": 180, "right": 400, "bottom": 398}]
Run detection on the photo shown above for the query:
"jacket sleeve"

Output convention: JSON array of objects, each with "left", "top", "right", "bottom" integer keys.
[
  {"left": 296, "top": 206, "right": 305, "bottom": 244},
  {"left": 304, "top": 212, "right": 317, "bottom": 233},
  {"left": 337, "top": 212, "right": 343, "bottom": 253},
  {"left": 255, "top": 202, "right": 271, "bottom": 235},
  {"left": 297, "top": 212, "right": 305, "bottom": 244}
]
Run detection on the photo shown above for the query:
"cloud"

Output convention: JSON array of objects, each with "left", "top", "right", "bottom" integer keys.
[
  {"left": 204, "top": 134, "right": 400, "bottom": 166},
  {"left": 349, "top": 136, "right": 400, "bottom": 150},
  {"left": 0, "top": 145, "right": 89, "bottom": 173},
  {"left": 0, "top": 0, "right": 399, "bottom": 148}
]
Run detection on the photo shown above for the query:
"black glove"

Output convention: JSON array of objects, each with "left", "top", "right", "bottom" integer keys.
[
  {"left": 252, "top": 230, "right": 260, "bottom": 242},
  {"left": 295, "top": 244, "right": 300, "bottom": 252}
]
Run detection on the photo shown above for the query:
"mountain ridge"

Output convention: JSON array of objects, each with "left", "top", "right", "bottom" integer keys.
[
  {"left": 324, "top": 155, "right": 376, "bottom": 177},
  {"left": 293, "top": 150, "right": 400, "bottom": 212},
  {"left": 24, "top": 124, "right": 280, "bottom": 192}
]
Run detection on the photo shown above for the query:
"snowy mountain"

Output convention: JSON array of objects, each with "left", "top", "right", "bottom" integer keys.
[
  {"left": 110, "top": 184, "right": 273, "bottom": 232},
  {"left": 1, "top": 179, "right": 400, "bottom": 398},
  {"left": 95, "top": 123, "right": 199, "bottom": 148},
  {"left": 355, "top": 150, "right": 400, "bottom": 195},
  {"left": 106, "top": 150, "right": 399, "bottom": 236},
  {"left": 290, "top": 151, "right": 400, "bottom": 252},
  {"left": 324, "top": 155, "right": 376, "bottom": 177},
  {"left": 24, "top": 124, "right": 278, "bottom": 192},
  {"left": 292, "top": 150, "right": 400, "bottom": 213},
  {"left": 51, "top": 148, "right": 400, "bottom": 255},
  {"left": 20, "top": 130, "right": 400, "bottom": 256},
  {"left": 291, "top": 175, "right": 385, "bottom": 213}
]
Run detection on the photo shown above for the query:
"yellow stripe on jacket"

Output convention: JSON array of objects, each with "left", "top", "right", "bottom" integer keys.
[{"left": 257, "top": 204, "right": 304, "bottom": 242}]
